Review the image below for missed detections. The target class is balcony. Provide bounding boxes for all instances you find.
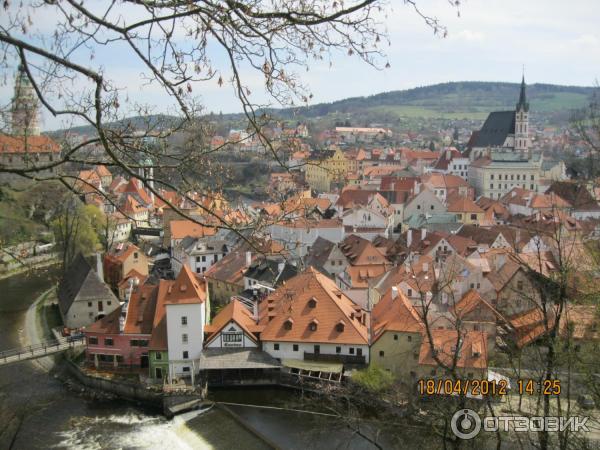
[303,352,365,365]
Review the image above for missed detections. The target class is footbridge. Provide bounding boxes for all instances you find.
[0,336,85,367]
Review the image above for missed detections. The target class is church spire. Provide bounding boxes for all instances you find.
[516,74,529,112]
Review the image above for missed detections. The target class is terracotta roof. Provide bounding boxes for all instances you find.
[170,220,216,240]
[205,299,264,345]
[124,284,158,334]
[106,243,141,263]
[339,234,390,266]
[85,308,122,334]
[422,173,470,189]
[258,267,369,345]
[372,288,423,342]
[123,178,153,205]
[447,197,484,214]
[117,269,148,290]
[418,329,488,370]
[95,165,112,177]
[451,289,502,321]
[121,195,147,215]
[0,134,60,154]
[163,265,207,305]
[204,249,255,284]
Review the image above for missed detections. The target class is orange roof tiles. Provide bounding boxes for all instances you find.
[372,288,423,342]
[447,196,484,214]
[170,220,216,240]
[0,134,61,154]
[418,329,488,370]
[258,267,369,345]
[205,299,264,345]
[163,265,207,305]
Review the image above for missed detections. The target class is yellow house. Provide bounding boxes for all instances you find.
[305,147,354,192]
[447,196,485,225]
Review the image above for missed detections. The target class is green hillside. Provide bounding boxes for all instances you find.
[283,81,594,123]
[49,81,596,135]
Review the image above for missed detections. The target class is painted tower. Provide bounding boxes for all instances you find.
[11,65,40,136]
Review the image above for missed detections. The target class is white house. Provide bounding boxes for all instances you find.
[268,218,344,258]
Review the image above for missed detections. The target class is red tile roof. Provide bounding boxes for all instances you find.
[0,134,60,154]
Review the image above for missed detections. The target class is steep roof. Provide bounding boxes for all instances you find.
[372,288,423,342]
[258,267,369,345]
[57,254,118,316]
[547,181,600,212]
[205,299,263,345]
[85,308,122,334]
[338,234,389,266]
[244,258,299,286]
[204,249,256,284]
[163,265,207,305]
[123,284,159,334]
[451,289,502,321]
[469,111,515,148]
[304,236,336,271]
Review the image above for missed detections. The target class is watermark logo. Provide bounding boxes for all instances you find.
[451,409,590,439]
[451,409,481,440]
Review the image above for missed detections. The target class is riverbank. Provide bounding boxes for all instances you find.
[0,257,59,281]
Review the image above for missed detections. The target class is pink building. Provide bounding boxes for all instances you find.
[84,284,158,370]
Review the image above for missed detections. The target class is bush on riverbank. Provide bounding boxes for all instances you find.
[351,365,394,392]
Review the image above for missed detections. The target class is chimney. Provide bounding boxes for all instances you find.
[96,252,104,281]
[407,229,413,248]
[245,251,252,267]
[495,253,506,271]
[421,228,427,241]
[391,286,399,300]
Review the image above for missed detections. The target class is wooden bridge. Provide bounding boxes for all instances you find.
[0,336,85,367]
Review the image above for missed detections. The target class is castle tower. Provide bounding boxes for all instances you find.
[11,65,40,136]
[514,75,529,155]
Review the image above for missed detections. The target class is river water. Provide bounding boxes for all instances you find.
[0,269,430,449]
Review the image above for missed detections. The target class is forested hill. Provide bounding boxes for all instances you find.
[280,81,595,122]
[50,81,595,135]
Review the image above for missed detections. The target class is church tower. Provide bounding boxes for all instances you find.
[514,75,529,155]
[11,65,40,136]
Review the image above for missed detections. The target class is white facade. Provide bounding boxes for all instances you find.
[263,341,369,363]
[166,302,205,376]
[269,223,344,258]
[205,321,258,348]
[341,207,393,239]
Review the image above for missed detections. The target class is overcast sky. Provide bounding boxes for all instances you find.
[2,0,599,130]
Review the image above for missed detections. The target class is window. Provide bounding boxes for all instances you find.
[417,205,421,210]
[104,338,114,346]
[430,205,434,210]
[274,343,280,350]
[490,174,494,180]
[107,301,112,306]
[407,289,412,297]
[357,348,363,356]
[490,184,494,189]
[293,344,299,352]
[379,350,385,357]
[336,346,341,354]
[130,339,149,347]
[314,345,320,354]
[88,302,92,307]
[155,352,162,360]
[531,175,534,180]
[431,369,436,376]
[89,337,98,345]
[308,297,317,308]
[517,280,524,290]
[133,252,138,259]
[516,174,520,180]
[182,366,190,372]
[407,335,412,342]
[223,332,242,343]
[182,334,188,344]
[470,214,477,220]
[349,347,355,354]
[183,351,189,359]
[530,184,534,190]
[196,256,201,262]
[394,334,398,341]
[181,316,188,326]
[201,255,206,262]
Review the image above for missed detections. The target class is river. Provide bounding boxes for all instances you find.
[0,269,430,449]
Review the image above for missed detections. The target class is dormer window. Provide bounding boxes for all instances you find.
[309,318,319,331]
[284,318,294,330]
[308,297,317,308]
[336,321,345,332]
